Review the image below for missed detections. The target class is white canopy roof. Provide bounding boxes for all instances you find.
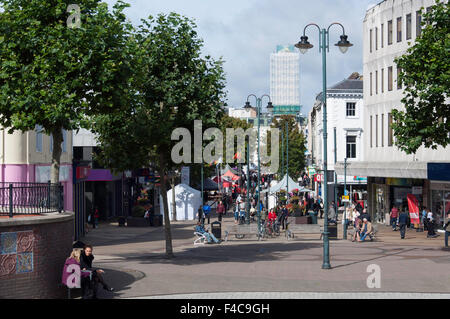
[160,183,202,221]
[265,174,299,194]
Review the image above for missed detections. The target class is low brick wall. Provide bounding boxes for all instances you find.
[0,213,74,299]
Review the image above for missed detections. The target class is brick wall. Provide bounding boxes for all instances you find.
[0,216,74,299]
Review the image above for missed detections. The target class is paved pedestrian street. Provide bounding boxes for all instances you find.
[83,214,450,299]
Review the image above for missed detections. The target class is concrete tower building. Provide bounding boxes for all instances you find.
[270,45,302,117]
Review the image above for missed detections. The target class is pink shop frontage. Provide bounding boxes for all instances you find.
[0,163,73,211]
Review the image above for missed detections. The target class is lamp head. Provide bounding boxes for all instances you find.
[295,35,313,54]
[335,34,353,54]
[244,101,252,109]
[266,101,273,109]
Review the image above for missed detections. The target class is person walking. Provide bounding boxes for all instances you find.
[328,201,337,224]
[216,201,225,222]
[280,205,289,230]
[390,205,399,231]
[398,208,409,239]
[93,207,100,229]
[427,208,438,238]
[444,213,450,247]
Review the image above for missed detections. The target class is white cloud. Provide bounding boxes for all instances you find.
[104,0,374,115]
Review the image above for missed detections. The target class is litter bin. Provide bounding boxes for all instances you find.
[328,223,338,240]
[309,211,318,224]
[211,221,221,240]
[152,214,162,227]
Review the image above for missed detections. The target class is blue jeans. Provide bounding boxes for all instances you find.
[204,232,219,243]
[391,217,397,229]
[360,232,367,241]
[234,211,239,220]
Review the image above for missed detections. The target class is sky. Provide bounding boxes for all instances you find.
[104,0,378,116]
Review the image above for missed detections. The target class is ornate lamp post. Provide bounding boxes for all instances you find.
[295,22,353,269]
[244,95,273,234]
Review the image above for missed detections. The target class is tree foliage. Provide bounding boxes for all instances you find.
[0,0,134,182]
[392,0,450,154]
[92,13,227,257]
[266,115,306,180]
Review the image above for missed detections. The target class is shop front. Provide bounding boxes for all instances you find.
[428,163,450,227]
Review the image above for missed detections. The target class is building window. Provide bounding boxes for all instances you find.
[376,114,378,147]
[375,27,378,50]
[388,113,393,146]
[375,70,378,94]
[346,102,356,117]
[388,66,393,91]
[35,125,43,153]
[370,29,373,53]
[370,72,373,96]
[62,130,67,153]
[370,116,373,148]
[381,23,384,48]
[388,20,393,45]
[397,66,402,89]
[397,17,402,42]
[381,68,384,93]
[381,114,384,147]
[416,10,422,37]
[406,13,412,40]
[346,135,357,159]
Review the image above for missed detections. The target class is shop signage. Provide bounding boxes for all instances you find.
[308,167,316,176]
[315,174,324,182]
[342,195,350,202]
[386,178,411,186]
[412,186,422,195]
[407,194,420,224]
[428,163,450,181]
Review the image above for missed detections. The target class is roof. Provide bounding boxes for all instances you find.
[315,78,363,101]
[329,78,363,90]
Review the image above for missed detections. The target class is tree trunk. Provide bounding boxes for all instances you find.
[50,128,63,184]
[159,152,174,258]
[171,177,177,221]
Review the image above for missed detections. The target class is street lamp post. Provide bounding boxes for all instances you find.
[343,157,348,239]
[246,139,251,224]
[295,22,353,269]
[244,95,273,235]
[286,121,289,202]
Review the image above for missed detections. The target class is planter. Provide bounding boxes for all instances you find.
[294,216,311,224]
[150,214,163,227]
[291,210,303,217]
[126,217,151,227]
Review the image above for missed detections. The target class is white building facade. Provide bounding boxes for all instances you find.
[309,75,365,202]
[335,0,450,224]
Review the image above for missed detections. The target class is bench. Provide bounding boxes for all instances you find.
[224,224,262,241]
[285,219,322,240]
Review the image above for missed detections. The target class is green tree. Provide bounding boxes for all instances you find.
[392,0,450,154]
[0,0,134,183]
[92,13,227,258]
[266,115,306,180]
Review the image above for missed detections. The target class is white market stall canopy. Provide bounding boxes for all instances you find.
[159,184,202,221]
[263,175,315,194]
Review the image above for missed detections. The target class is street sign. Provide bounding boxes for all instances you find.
[314,174,324,182]
[342,195,350,202]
